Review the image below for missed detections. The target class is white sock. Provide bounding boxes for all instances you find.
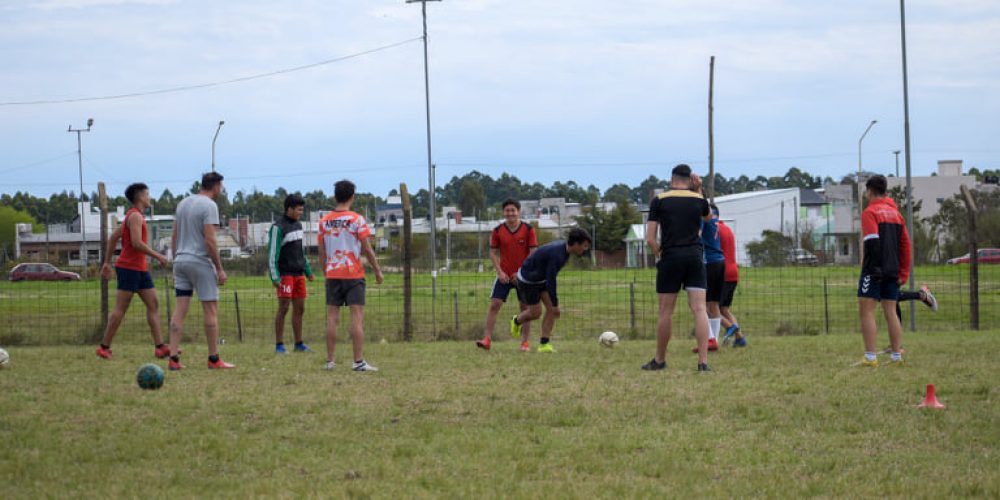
[865,352,877,361]
[890,352,902,361]
[709,317,721,340]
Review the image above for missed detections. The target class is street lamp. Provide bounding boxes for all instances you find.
[68,118,94,271]
[212,120,225,172]
[407,0,441,290]
[893,150,901,178]
[856,119,877,258]
[899,0,917,330]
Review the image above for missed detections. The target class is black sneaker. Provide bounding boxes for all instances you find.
[697,362,712,372]
[641,358,666,371]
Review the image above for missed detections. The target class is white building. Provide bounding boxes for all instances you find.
[712,188,829,266]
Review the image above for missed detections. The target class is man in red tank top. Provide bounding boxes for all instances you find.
[96,183,170,360]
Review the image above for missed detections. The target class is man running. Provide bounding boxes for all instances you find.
[96,182,170,360]
[857,175,911,367]
[510,228,592,353]
[477,198,537,352]
[167,172,234,370]
[642,164,713,372]
[268,194,316,354]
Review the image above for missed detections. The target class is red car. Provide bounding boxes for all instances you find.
[8,263,81,281]
[946,248,1000,265]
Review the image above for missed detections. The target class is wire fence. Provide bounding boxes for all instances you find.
[2,258,997,347]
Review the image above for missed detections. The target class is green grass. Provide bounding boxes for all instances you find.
[2,264,999,346]
[2,332,999,497]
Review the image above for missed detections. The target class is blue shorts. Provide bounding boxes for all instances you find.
[116,267,155,293]
[490,279,524,303]
[857,274,899,301]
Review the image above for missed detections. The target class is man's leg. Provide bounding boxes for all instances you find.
[482,298,504,340]
[202,300,220,357]
[291,298,306,345]
[707,301,721,341]
[654,293,678,364]
[519,302,532,342]
[275,298,291,345]
[858,297,879,360]
[687,290,710,365]
[100,290,135,349]
[169,296,192,358]
[539,292,560,340]
[136,288,164,346]
[881,300,903,356]
[349,305,365,363]
[515,303,543,325]
[325,305,340,363]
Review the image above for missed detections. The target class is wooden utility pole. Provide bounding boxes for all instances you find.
[960,185,979,330]
[707,55,716,203]
[401,183,413,341]
[98,183,109,330]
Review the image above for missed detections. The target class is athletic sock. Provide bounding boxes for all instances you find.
[513,317,521,326]
[294,342,304,347]
[276,342,285,347]
[100,344,110,350]
[864,352,877,362]
[208,354,220,363]
[709,318,721,340]
[170,355,180,362]
[890,352,902,361]
[540,337,550,345]
[155,343,165,348]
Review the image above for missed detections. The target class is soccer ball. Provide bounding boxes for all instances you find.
[136,363,165,390]
[0,347,9,368]
[599,331,619,348]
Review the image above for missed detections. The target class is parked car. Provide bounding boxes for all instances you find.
[8,263,81,281]
[787,248,819,265]
[946,248,1000,265]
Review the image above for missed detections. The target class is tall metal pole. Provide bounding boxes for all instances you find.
[900,0,917,331]
[407,0,440,287]
[212,120,225,172]
[856,119,877,260]
[68,118,93,272]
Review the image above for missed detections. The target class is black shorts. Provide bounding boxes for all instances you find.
[490,279,524,303]
[516,280,547,306]
[116,267,155,293]
[705,262,726,302]
[857,274,898,302]
[720,281,738,308]
[326,279,366,306]
[656,254,706,294]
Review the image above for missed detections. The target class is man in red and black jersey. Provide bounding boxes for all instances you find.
[857,175,912,367]
[476,199,538,352]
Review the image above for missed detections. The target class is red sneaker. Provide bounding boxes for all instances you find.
[168,359,185,371]
[519,341,530,352]
[476,337,491,350]
[95,345,113,360]
[154,345,170,359]
[692,339,721,353]
[208,358,236,369]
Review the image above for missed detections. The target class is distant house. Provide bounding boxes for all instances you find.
[712,188,830,266]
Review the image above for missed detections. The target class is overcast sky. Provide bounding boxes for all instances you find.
[1,0,998,200]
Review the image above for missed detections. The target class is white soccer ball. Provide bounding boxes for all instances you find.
[599,331,619,348]
[0,347,9,368]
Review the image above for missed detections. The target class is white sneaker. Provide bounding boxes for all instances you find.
[324,361,336,370]
[352,360,378,372]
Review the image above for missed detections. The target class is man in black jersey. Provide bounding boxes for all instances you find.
[642,164,713,372]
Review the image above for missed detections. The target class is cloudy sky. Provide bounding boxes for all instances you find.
[1,0,998,200]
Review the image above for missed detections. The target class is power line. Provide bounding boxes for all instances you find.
[0,151,78,175]
[0,36,423,107]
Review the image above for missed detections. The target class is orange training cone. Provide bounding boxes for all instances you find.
[917,384,945,409]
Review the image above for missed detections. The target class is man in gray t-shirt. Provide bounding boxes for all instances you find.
[167,171,234,370]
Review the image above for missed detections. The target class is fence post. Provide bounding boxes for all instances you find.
[960,185,979,330]
[823,277,830,334]
[453,290,459,335]
[234,291,244,343]
[98,183,109,331]
[629,282,636,333]
[400,183,413,341]
[163,273,171,320]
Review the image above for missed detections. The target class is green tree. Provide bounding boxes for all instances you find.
[745,230,794,267]
[458,178,485,218]
[0,206,37,258]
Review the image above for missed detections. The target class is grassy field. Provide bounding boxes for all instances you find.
[2,264,998,346]
[1,331,998,498]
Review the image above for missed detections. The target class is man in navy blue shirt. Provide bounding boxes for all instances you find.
[511,228,592,353]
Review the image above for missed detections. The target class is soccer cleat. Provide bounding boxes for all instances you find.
[859,358,879,368]
[691,338,720,353]
[95,346,113,360]
[519,341,530,352]
[324,361,336,370]
[920,285,938,312]
[641,358,666,371]
[881,345,906,355]
[510,315,522,338]
[293,343,313,353]
[352,360,378,372]
[476,337,492,351]
[154,345,170,359]
[275,343,288,354]
[733,336,747,348]
[208,358,236,369]
[722,325,739,345]
[697,362,712,372]
[537,343,555,353]
[168,359,185,371]
[886,358,905,367]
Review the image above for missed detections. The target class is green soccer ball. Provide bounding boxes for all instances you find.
[136,363,165,390]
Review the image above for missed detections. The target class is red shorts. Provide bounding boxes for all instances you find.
[276,275,308,299]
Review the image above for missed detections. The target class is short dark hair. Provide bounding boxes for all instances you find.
[866,175,888,196]
[567,228,592,247]
[710,204,719,216]
[284,193,305,212]
[501,198,520,210]
[201,172,224,191]
[671,164,692,178]
[334,180,356,204]
[125,183,148,204]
